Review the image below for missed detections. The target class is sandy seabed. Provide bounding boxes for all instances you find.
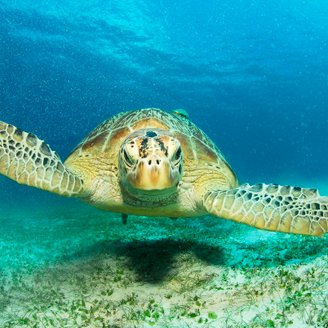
[0,201,327,328]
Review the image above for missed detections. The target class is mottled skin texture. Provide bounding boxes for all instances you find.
[0,121,83,196]
[0,108,327,236]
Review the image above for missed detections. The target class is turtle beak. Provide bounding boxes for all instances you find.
[130,157,178,190]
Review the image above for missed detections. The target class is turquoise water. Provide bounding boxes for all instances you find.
[0,1,328,327]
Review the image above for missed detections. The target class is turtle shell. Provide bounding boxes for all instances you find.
[65,108,237,189]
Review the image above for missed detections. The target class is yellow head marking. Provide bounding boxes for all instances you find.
[119,129,183,191]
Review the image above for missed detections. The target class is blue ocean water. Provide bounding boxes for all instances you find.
[1,0,328,203]
[0,1,328,229]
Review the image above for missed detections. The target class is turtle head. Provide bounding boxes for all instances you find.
[119,129,183,192]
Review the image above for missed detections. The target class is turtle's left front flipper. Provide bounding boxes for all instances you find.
[203,183,328,236]
[0,121,84,196]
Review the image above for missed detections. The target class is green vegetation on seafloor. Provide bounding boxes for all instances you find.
[0,202,327,328]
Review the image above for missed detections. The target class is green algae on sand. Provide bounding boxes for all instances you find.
[0,202,327,327]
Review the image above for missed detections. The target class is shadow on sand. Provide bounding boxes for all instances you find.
[67,239,225,283]
[63,234,327,284]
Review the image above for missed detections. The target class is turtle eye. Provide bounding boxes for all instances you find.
[123,149,134,167]
[175,147,181,159]
[174,147,182,160]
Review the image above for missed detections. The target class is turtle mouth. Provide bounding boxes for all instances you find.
[128,158,180,191]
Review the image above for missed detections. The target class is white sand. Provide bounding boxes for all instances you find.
[0,203,327,327]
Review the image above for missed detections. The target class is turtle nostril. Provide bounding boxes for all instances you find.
[148,160,152,165]
[156,159,161,165]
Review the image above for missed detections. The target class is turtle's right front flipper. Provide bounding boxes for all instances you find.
[0,121,84,196]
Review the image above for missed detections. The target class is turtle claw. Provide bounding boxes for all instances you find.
[121,213,128,225]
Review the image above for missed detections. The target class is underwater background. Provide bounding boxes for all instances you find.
[0,1,327,327]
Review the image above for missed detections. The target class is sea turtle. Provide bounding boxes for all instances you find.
[0,108,327,236]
